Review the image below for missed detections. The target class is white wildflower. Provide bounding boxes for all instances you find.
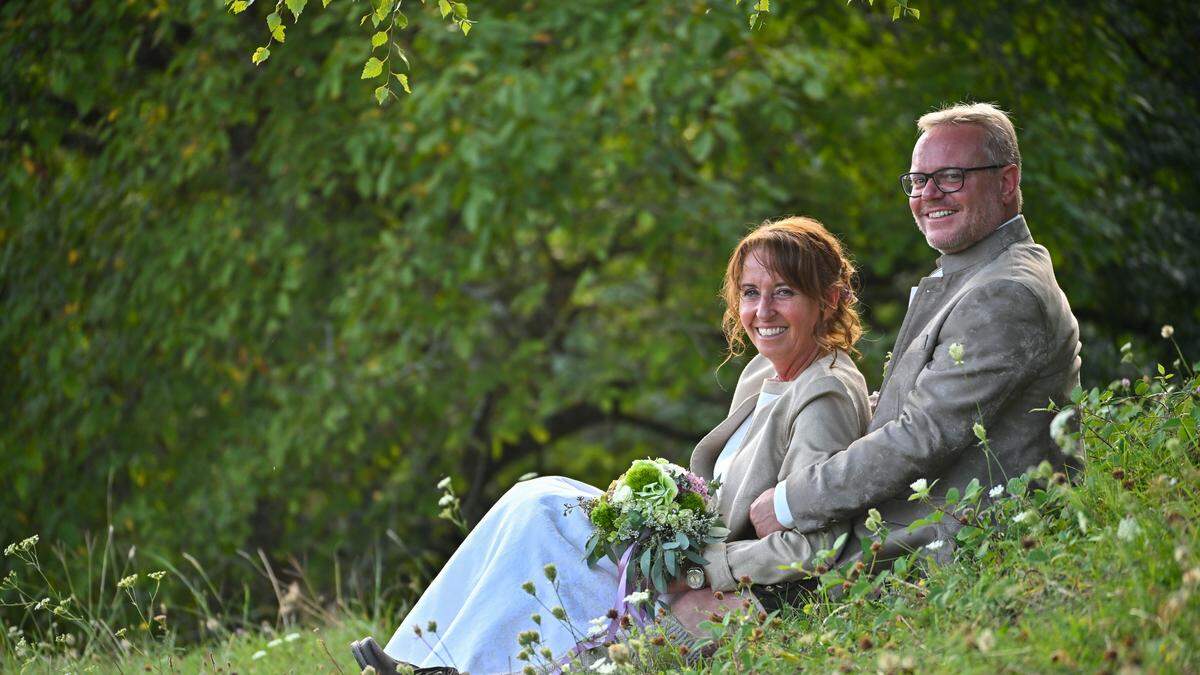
[1162,325,1175,339]
[251,650,267,660]
[948,342,964,365]
[437,494,455,507]
[973,422,988,443]
[909,478,927,493]
[1012,510,1035,524]
[925,539,945,551]
[623,590,650,605]
[586,622,607,638]
[436,477,453,490]
[1117,516,1142,542]
[285,632,300,642]
[267,638,283,648]
[116,574,138,590]
[988,484,1004,499]
[1050,408,1077,454]
[590,657,617,674]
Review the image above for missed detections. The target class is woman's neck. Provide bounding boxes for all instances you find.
[770,343,823,382]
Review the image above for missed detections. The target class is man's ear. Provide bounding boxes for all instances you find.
[1000,164,1021,202]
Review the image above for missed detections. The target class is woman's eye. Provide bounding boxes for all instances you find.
[741,288,759,298]
[774,288,795,298]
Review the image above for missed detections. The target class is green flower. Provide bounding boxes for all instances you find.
[623,459,678,505]
[590,501,617,532]
[678,491,705,513]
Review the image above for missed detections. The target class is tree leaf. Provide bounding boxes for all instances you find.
[371,31,388,48]
[285,0,307,20]
[438,0,451,18]
[395,72,411,93]
[251,46,270,65]
[271,23,286,42]
[361,56,384,79]
[266,12,282,30]
[374,84,388,106]
[460,20,471,36]
[230,0,250,13]
[394,11,408,28]
[452,2,468,19]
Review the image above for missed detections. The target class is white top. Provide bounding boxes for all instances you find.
[713,384,786,522]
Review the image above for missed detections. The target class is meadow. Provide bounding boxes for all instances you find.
[4,334,1196,673]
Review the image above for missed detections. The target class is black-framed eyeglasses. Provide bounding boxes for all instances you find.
[899,165,1004,197]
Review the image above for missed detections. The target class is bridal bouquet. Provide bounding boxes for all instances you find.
[576,458,728,595]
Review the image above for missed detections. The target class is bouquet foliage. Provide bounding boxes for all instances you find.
[576,458,728,594]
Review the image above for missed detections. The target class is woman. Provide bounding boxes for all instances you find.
[352,216,870,674]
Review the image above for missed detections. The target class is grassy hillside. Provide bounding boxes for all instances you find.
[4,343,1197,674]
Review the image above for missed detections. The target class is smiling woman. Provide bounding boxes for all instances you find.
[720,216,862,381]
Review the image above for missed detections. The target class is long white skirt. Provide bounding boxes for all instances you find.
[384,476,621,674]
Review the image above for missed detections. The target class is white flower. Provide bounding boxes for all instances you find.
[1050,408,1077,454]
[590,657,616,673]
[251,650,267,660]
[925,539,945,551]
[909,479,928,493]
[588,615,609,627]
[267,638,282,648]
[436,477,452,490]
[988,484,1004,499]
[284,632,300,642]
[1162,325,1175,339]
[948,342,964,365]
[437,494,455,507]
[623,590,650,605]
[1012,510,1035,523]
[611,484,633,504]
[1117,516,1142,542]
[973,422,988,443]
[586,622,608,638]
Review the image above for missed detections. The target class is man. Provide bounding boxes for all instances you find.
[749,102,1081,562]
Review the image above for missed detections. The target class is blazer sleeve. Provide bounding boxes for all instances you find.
[782,280,1051,533]
[702,377,864,590]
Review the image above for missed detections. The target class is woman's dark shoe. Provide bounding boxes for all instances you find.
[349,636,459,674]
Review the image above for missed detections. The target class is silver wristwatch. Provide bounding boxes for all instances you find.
[685,566,706,590]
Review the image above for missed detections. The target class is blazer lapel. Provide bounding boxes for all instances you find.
[691,393,759,479]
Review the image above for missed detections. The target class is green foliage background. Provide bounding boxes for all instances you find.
[3,0,1198,633]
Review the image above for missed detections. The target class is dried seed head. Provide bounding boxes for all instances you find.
[858,636,874,650]
[713,590,724,600]
[1022,537,1037,550]
[650,635,666,646]
[870,541,883,554]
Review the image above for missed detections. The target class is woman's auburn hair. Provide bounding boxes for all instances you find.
[721,216,862,361]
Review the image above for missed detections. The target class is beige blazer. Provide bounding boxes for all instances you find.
[781,217,1082,562]
[689,350,870,591]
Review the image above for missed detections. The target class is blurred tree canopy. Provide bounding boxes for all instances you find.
[2,0,1198,628]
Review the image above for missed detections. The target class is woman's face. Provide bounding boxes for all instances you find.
[737,251,822,372]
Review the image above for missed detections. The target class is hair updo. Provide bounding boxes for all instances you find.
[720,216,862,362]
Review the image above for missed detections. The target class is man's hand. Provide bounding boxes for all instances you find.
[868,390,880,414]
[750,487,786,538]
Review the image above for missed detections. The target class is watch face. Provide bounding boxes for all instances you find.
[686,567,705,589]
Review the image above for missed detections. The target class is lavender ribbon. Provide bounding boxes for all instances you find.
[551,544,652,672]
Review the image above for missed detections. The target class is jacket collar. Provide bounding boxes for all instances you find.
[936,214,1030,275]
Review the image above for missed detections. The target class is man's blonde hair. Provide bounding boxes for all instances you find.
[918,102,1022,210]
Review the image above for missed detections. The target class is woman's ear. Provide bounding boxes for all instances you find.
[823,287,840,319]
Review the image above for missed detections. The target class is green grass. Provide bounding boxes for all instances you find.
[5,346,1198,674]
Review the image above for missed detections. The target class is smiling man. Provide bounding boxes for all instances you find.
[748,102,1082,566]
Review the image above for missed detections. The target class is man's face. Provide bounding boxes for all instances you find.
[908,125,1010,254]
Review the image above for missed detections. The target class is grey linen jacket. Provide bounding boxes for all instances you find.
[781,216,1082,560]
[689,350,870,591]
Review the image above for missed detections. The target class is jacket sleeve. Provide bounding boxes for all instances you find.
[702,377,864,590]
[782,280,1050,533]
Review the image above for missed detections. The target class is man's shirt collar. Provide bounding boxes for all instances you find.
[934,214,1029,276]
